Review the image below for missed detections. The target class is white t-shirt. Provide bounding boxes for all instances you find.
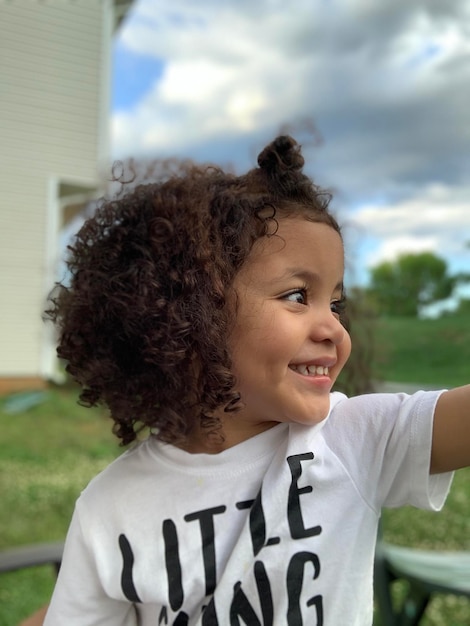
[44,391,453,626]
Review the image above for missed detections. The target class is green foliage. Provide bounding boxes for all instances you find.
[335,287,376,395]
[369,252,456,317]
[372,313,470,387]
[455,297,470,316]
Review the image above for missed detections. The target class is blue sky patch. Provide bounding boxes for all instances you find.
[406,42,442,69]
[113,42,165,111]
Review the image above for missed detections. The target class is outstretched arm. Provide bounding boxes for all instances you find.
[431,385,470,473]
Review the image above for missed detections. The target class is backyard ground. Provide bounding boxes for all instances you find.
[1,313,469,625]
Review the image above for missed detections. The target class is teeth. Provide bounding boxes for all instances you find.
[291,365,329,376]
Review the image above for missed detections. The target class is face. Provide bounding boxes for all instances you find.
[221,217,351,446]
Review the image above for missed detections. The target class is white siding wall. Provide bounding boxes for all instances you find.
[0,0,114,379]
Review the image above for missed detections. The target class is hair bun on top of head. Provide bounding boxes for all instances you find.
[257,135,305,174]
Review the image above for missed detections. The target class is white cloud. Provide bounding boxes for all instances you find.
[112,0,470,285]
[113,1,470,174]
[112,0,321,157]
[364,236,440,267]
[350,183,470,274]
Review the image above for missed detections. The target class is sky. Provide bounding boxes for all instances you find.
[111,0,470,302]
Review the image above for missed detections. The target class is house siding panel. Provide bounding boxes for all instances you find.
[0,0,115,382]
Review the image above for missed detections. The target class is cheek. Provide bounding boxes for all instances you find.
[339,330,352,365]
[230,322,287,376]
[233,304,277,344]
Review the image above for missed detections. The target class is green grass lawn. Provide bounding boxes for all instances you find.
[377,469,470,625]
[1,313,469,624]
[372,314,470,388]
[0,387,121,626]
[371,313,470,624]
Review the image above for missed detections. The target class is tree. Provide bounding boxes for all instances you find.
[368,252,456,317]
[455,298,470,316]
[334,287,376,395]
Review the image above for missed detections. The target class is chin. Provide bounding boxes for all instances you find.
[294,404,330,426]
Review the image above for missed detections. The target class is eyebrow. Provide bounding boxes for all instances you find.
[281,268,344,293]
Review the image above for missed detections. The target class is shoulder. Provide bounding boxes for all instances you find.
[314,390,448,510]
[78,437,161,507]
[328,389,442,426]
[323,389,444,458]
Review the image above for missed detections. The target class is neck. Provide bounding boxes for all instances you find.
[180,419,280,454]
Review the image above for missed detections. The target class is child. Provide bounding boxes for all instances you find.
[43,136,469,625]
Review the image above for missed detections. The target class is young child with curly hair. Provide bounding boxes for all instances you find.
[43,136,469,625]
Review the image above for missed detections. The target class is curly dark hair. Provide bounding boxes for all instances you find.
[46,135,342,446]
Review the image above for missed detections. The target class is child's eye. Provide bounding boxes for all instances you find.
[283,289,307,305]
[331,296,347,317]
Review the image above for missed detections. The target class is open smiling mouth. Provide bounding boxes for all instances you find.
[289,364,329,376]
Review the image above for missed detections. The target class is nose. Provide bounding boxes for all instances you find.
[309,306,347,346]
